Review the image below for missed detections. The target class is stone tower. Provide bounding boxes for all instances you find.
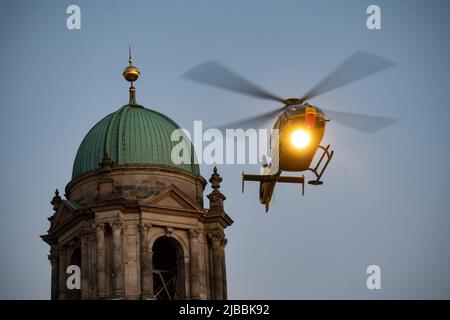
[41,56,233,300]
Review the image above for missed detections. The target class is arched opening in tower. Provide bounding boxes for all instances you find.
[152,236,185,300]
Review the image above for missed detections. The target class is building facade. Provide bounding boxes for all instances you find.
[41,57,233,300]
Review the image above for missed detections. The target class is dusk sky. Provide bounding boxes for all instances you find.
[0,0,449,299]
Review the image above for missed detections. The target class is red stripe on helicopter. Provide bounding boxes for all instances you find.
[305,106,317,128]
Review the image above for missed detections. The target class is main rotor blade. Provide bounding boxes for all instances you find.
[301,51,396,101]
[322,108,400,134]
[210,108,283,131]
[182,60,285,103]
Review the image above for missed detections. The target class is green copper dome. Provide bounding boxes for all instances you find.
[72,105,199,179]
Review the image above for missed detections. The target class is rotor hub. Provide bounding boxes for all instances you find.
[284,97,302,106]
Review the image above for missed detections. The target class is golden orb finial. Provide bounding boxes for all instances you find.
[123,46,140,105]
[123,65,140,82]
[123,46,140,83]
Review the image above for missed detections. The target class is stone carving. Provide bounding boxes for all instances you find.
[51,189,62,211]
[79,228,91,240]
[99,151,114,173]
[138,222,152,232]
[208,230,225,242]
[111,221,123,230]
[165,226,173,237]
[220,238,228,247]
[94,223,105,232]
[207,167,226,211]
[189,229,200,240]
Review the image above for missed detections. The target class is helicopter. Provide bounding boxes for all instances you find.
[182,51,398,212]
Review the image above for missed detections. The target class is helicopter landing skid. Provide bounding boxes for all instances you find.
[307,144,334,185]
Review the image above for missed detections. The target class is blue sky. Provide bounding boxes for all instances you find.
[0,0,449,299]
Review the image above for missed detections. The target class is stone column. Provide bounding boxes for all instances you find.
[189,229,204,299]
[183,255,190,299]
[48,248,59,300]
[220,238,228,300]
[89,230,97,298]
[95,223,106,299]
[210,231,224,300]
[58,246,67,300]
[139,223,153,299]
[80,229,90,300]
[111,221,124,298]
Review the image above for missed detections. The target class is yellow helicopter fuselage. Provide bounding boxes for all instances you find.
[270,104,327,173]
